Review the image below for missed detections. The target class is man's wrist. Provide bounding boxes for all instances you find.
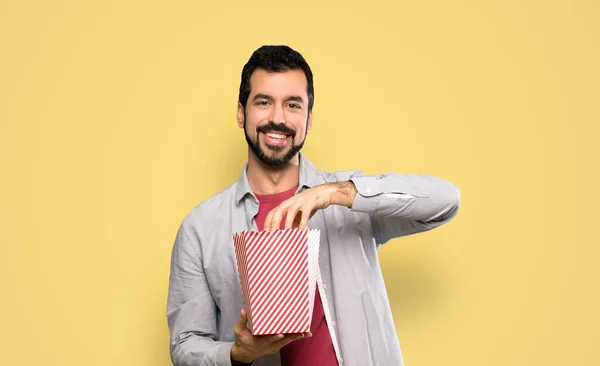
[230,344,253,365]
[329,181,357,208]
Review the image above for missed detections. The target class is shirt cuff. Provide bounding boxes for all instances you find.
[216,341,239,366]
[349,176,382,213]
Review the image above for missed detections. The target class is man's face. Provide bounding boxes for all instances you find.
[238,68,312,166]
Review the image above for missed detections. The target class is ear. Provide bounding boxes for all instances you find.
[307,111,313,132]
[237,102,245,129]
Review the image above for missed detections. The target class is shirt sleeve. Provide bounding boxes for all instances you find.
[167,222,235,366]
[349,172,461,245]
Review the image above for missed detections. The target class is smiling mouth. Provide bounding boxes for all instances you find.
[264,132,289,140]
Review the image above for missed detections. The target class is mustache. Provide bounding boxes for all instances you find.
[256,122,296,138]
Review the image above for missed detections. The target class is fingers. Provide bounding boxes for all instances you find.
[252,333,285,346]
[270,199,314,230]
[236,331,311,360]
[272,332,312,349]
[233,316,310,361]
[263,187,328,231]
[298,208,312,229]
[273,200,295,230]
[264,198,295,231]
[284,201,303,229]
[264,201,287,231]
[263,209,275,231]
[291,211,302,229]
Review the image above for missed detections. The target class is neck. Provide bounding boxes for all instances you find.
[246,150,300,195]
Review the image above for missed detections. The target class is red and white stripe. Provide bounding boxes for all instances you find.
[233,228,320,335]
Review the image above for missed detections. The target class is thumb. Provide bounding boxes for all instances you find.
[235,308,248,331]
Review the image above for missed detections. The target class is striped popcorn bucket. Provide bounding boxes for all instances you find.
[232,228,320,335]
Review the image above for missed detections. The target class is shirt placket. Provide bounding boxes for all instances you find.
[317,269,344,366]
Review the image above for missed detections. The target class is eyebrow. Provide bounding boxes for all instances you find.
[252,93,305,105]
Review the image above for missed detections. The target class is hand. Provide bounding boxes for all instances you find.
[263,181,357,231]
[230,309,312,363]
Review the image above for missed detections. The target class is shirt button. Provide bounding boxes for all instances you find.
[366,188,372,194]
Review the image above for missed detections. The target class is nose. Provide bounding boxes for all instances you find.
[270,103,286,124]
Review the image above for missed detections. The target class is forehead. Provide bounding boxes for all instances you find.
[249,69,308,98]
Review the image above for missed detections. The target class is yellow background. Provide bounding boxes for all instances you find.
[1,0,598,365]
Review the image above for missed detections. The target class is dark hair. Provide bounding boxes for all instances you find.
[238,45,314,112]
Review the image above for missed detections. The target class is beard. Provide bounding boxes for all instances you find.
[244,118,307,167]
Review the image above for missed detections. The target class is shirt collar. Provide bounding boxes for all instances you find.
[234,153,322,204]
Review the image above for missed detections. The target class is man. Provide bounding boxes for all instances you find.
[167,45,461,366]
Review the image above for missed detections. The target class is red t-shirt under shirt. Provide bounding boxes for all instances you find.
[253,185,339,366]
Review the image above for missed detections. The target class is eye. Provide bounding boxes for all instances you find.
[287,103,301,109]
[256,100,270,106]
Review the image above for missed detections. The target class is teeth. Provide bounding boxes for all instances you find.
[266,132,286,139]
